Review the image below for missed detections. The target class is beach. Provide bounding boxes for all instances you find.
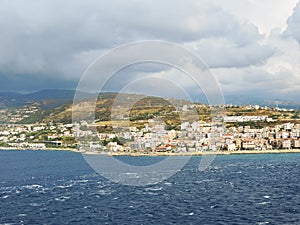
[1,147,300,156]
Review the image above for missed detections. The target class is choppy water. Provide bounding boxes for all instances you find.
[0,150,299,224]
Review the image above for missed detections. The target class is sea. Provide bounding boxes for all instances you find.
[0,150,299,225]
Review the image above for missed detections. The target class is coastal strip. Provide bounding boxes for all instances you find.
[1,147,300,156]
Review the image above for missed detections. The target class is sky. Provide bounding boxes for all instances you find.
[1,0,300,102]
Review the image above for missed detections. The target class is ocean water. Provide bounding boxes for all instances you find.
[0,150,299,224]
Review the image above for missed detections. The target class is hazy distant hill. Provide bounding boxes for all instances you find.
[225,95,300,109]
[1,89,300,110]
[25,89,77,101]
[0,89,92,109]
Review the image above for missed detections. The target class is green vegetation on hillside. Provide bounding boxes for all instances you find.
[3,93,299,130]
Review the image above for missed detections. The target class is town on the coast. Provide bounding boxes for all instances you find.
[1,102,300,154]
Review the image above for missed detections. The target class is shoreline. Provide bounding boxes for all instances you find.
[109,149,300,156]
[1,147,300,156]
[0,147,78,152]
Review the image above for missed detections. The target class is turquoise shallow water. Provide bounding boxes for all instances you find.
[0,150,299,224]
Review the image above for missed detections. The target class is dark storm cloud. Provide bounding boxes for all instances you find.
[0,2,266,71]
[0,0,297,99]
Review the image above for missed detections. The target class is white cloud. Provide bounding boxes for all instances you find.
[215,0,298,35]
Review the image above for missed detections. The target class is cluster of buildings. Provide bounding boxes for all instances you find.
[0,123,75,149]
[0,104,39,123]
[1,104,300,153]
[223,115,271,123]
[76,118,300,153]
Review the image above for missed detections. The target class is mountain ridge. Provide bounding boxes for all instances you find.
[1,89,300,109]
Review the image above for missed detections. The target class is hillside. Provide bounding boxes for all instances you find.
[20,93,186,128]
[0,90,299,130]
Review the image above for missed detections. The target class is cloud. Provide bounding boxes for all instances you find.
[215,0,298,34]
[186,38,274,68]
[0,0,263,75]
[0,0,299,102]
[103,65,210,103]
[212,47,300,101]
[286,1,300,43]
